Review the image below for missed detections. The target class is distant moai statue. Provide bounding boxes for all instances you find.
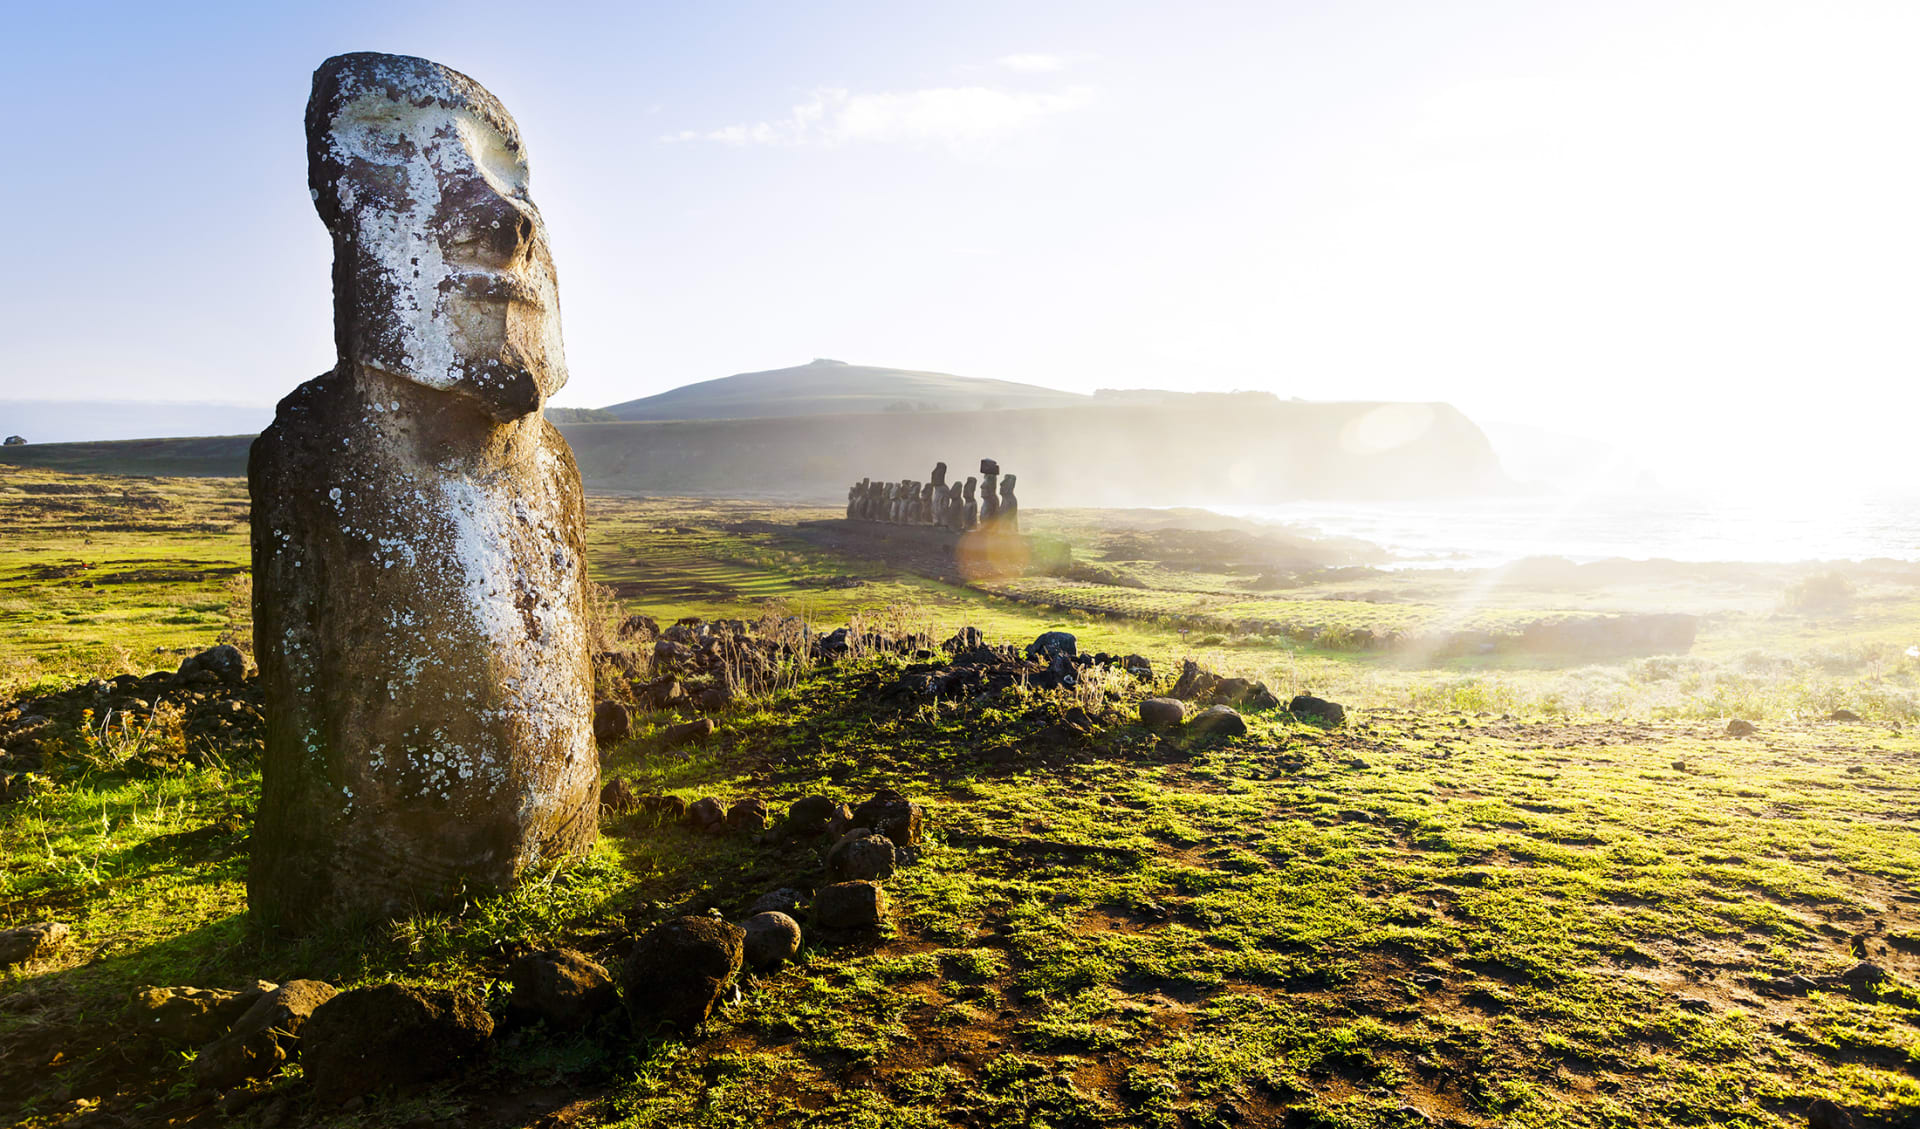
[963,476,979,530]
[927,462,947,525]
[998,473,1019,533]
[249,53,596,932]
[847,480,861,520]
[979,459,1001,530]
[946,482,966,531]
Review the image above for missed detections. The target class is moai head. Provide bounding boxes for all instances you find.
[1001,473,1017,498]
[933,461,948,487]
[308,52,565,422]
[964,477,977,501]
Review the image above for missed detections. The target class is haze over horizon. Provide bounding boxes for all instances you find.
[5,1,1916,495]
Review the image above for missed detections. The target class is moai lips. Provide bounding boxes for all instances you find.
[249,53,597,932]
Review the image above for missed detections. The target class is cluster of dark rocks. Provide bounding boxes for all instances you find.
[596,787,925,1031]
[0,644,262,794]
[885,628,1152,701]
[846,458,1020,533]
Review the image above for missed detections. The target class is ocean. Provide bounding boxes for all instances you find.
[1224,493,1920,569]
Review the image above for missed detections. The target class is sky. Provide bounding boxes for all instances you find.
[3,0,1916,493]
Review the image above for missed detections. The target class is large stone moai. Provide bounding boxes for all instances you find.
[248,53,597,932]
[847,479,864,520]
[998,473,1019,533]
[963,477,979,530]
[979,459,1001,530]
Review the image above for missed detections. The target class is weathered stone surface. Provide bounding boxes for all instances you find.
[1139,698,1187,727]
[599,777,639,814]
[0,921,69,966]
[1188,704,1249,738]
[621,916,745,1032]
[248,53,596,932]
[828,831,898,881]
[192,980,337,1090]
[814,881,889,929]
[508,948,618,1031]
[726,797,768,833]
[687,797,725,832]
[1288,694,1346,725]
[1025,631,1077,663]
[998,473,1019,532]
[786,795,840,836]
[128,982,276,1046]
[850,788,923,845]
[303,984,493,1103]
[743,912,803,971]
[1726,718,1758,737]
[748,888,806,917]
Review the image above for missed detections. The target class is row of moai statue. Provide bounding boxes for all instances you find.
[847,458,1019,533]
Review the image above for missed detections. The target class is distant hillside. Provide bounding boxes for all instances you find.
[603,359,1088,421]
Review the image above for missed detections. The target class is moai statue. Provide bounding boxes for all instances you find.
[946,482,966,532]
[249,53,595,931]
[999,473,1019,533]
[979,458,1001,530]
[928,462,948,525]
[847,480,860,520]
[963,476,979,530]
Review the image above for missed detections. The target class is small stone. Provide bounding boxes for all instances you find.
[748,888,805,917]
[0,921,69,966]
[1139,698,1186,727]
[1188,704,1249,738]
[642,793,688,821]
[592,700,630,747]
[663,717,715,747]
[1809,1099,1855,1129]
[1288,694,1346,725]
[127,981,276,1045]
[508,948,618,1032]
[192,979,337,1090]
[786,795,840,836]
[1829,709,1862,722]
[621,916,745,1032]
[828,832,898,881]
[174,644,246,686]
[850,788,923,845]
[302,984,493,1104]
[1025,631,1077,663]
[1841,961,1887,987]
[599,777,640,815]
[726,798,769,833]
[687,797,725,832]
[742,912,803,971]
[813,881,889,930]
[1726,718,1758,737]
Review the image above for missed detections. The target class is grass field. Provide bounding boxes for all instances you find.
[4,464,1920,1127]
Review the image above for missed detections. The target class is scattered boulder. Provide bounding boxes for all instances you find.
[508,948,618,1032]
[600,777,640,815]
[593,700,631,747]
[621,916,745,1032]
[663,717,715,747]
[1829,709,1863,722]
[174,644,246,686]
[828,831,898,881]
[696,686,734,713]
[128,981,275,1045]
[748,888,806,917]
[0,921,69,966]
[617,614,659,641]
[687,797,726,833]
[1188,705,1249,739]
[1289,694,1346,726]
[1841,961,1888,988]
[192,979,337,1090]
[1139,698,1186,727]
[1216,677,1282,711]
[813,881,889,930]
[302,984,492,1104]
[742,912,803,971]
[786,795,841,837]
[642,793,688,822]
[850,788,923,845]
[1726,718,1758,737]
[1809,1099,1855,1129]
[1025,631,1078,664]
[1122,654,1152,680]
[727,797,769,833]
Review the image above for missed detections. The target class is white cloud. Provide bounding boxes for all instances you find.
[999,53,1066,73]
[665,84,1093,151]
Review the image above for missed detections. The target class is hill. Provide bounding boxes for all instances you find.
[602,358,1088,420]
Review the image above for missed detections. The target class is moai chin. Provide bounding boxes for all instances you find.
[248,53,597,932]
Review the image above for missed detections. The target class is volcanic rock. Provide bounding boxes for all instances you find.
[302,984,493,1103]
[621,916,745,1032]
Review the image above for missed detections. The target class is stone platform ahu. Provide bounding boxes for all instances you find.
[248,53,597,931]
[847,458,1020,533]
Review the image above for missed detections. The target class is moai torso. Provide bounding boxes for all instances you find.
[249,53,595,932]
